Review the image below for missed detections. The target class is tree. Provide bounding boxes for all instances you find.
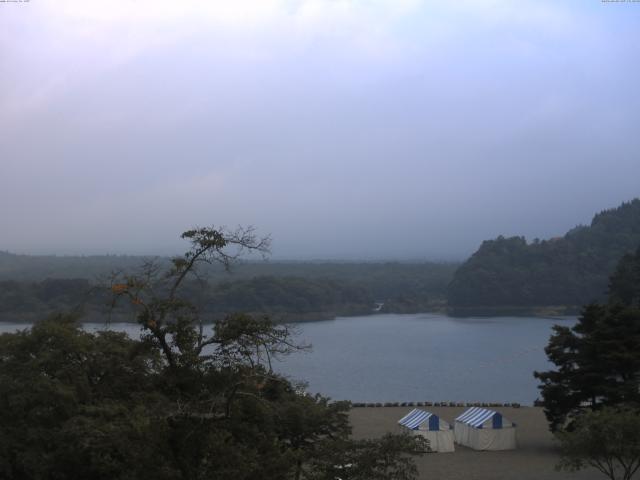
[534,303,640,430]
[448,199,640,310]
[609,246,640,308]
[556,406,640,480]
[107,225,273,370]
[306,433,428,480]
[0,226,426,480]
[0,314,169,480]
[534,247,640,431]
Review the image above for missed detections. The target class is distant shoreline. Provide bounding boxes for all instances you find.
[0,307,580,325]
[446,305,581,318]
[0,306,580,325]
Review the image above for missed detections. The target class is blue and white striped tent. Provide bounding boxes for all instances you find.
[398,409,454,452]
[454,407,516,450]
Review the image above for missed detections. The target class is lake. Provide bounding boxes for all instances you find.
[0,313,573,405]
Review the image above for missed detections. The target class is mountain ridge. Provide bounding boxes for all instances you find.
[447,198,640,312]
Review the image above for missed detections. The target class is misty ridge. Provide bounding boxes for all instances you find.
[2,198,639,323]
[0,253,458,323]
[3,2,640,262]
[448,198,640,314]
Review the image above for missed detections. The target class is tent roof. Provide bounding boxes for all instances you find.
[455,407,503,428]
[398,409,437,430]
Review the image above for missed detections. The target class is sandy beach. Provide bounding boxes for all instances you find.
[349,406,603,480]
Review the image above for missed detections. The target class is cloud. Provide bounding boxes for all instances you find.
[0,0,579,118]
[1,0,422,120]
[1,0,638,258]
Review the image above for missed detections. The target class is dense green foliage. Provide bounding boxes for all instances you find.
[0,315,423,480]
[208,276,374,319]
[448,199,640,310]
[0,279,91,321]
[556,406,640,480]
[0,257,456,322]
[0,227,425,480]
[534,246,640,431]
[0,251,145,281]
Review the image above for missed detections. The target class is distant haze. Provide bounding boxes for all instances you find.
[1,1,639,260]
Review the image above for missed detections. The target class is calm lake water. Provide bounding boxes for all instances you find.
[0,313,574,405]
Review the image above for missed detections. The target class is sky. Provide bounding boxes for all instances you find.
[1,0,639,260]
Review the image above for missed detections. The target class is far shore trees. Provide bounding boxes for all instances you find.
[448,199,640,311]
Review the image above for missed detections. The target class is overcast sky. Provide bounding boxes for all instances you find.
[1,0,639,260]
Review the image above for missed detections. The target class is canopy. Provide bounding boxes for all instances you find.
[455,407,512,429]
[398,408,442,431]
[454,407,516,451]
[397,409,454,453]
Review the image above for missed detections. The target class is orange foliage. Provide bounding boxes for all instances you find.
[111,283,128,294]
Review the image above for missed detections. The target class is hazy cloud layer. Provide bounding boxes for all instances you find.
[1,0,639,259]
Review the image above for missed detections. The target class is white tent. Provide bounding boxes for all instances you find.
[398,408,455,453]
[454,407,517,451]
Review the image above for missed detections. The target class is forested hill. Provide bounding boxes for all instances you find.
[447,199,640,313]
[0,255,457,322]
